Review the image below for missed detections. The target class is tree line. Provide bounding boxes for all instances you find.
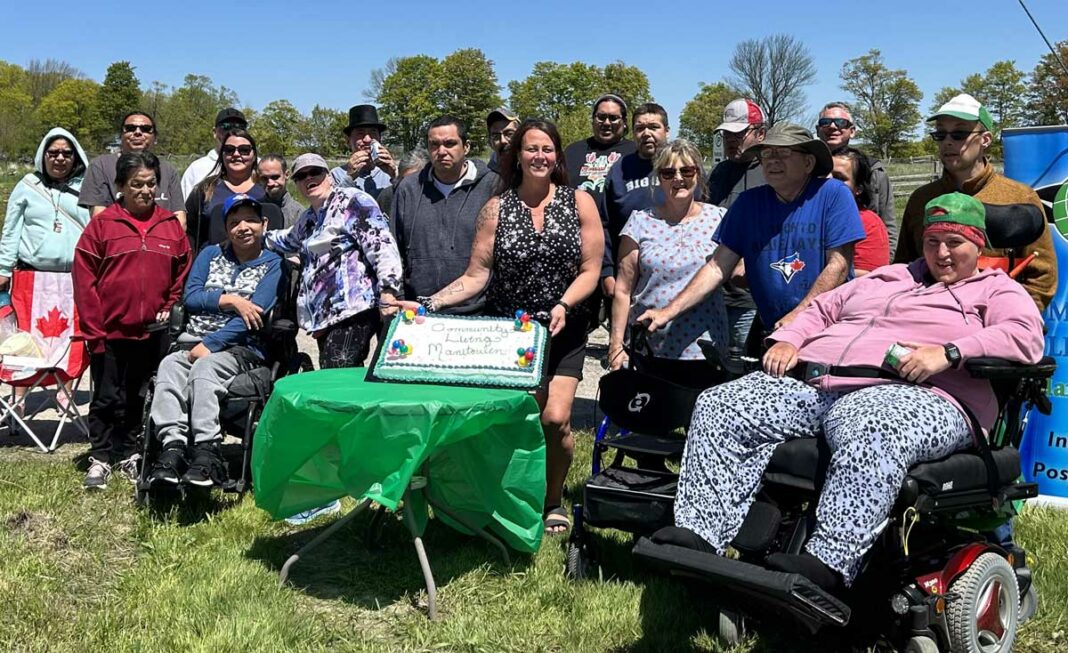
[1,37,1066,162]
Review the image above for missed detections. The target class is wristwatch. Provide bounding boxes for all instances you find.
[943,343,962,368]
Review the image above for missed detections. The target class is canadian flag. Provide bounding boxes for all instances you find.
[0,270,88,384]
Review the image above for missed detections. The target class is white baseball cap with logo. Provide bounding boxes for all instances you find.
[716,99,767,133]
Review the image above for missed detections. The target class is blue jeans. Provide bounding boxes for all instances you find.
[727,306,757,356]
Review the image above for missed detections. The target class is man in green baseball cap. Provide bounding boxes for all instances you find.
[895,94,1056,310]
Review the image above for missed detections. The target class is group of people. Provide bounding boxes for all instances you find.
[0,87,1055,565]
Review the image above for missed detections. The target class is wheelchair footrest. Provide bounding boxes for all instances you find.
[583,467,677,533]
[633,538,851,633]
[602,432,685,458]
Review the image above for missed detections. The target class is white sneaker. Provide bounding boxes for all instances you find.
[83,458,112,490]
[284,500,342,525]
[116,454,142,483]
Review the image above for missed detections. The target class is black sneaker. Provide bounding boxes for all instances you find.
[182,443,226,487]
[149,443,188,485]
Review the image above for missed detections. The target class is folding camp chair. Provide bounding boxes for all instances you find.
[0,269,90,452]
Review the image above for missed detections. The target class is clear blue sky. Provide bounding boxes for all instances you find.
[2,0,1066,129]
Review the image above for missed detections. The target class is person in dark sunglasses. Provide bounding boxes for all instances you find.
[894,93,1056,312]
[185,129,267,251]
[79,111,186,225]
[816,102,897,252]
[181,108,248,200]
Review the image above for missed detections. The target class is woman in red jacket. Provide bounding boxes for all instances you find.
[73,151,192,490]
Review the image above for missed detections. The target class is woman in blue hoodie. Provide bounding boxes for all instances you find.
[0,127,91,408]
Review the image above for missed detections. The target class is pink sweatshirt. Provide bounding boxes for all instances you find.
[770,260,1045,433]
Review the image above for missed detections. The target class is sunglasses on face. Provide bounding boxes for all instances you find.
[123,124,155,134]
[595,113,623,124]
[45,149,74,159]
[219,121,246,131]
[817,117,853,130]
[929,130,984,142]
[293,168,325,182]
[657,166,698,181]
[222,144,254,156]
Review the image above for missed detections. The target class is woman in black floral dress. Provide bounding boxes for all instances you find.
[413,119,604,535]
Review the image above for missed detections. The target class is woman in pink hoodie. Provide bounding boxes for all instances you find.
[660,192,1044,592]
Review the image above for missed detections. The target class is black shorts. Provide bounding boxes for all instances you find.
[547,317,587,380]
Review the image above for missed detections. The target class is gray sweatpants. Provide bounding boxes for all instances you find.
[150,349,245,446]
[675,372,971,583]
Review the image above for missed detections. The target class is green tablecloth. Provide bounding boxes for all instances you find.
[252,369,546,552]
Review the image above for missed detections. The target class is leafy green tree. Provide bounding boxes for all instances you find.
[436,48,501,150]
[34,78,104,145]
[679,82,736,157]
[602,61,653,113]
[251,99,305,156]
[1026,41,1068,125]
[301,105,348,156]
[153,74,239,154]
[0,86,34,157]
[840,49,923,159]
[25,59,83,104]
[727,34,815,125]
[95,61,142,147]
[376,55,442,151]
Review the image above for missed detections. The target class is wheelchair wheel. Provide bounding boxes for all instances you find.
[716,608,747,647]
[946,553,1018,653]
[564,540,593,581]
[905,635,939,653]
[1018,582,1038,624]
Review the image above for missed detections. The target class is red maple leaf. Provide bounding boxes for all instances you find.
[36,307,70,338]
[790,259,806,272]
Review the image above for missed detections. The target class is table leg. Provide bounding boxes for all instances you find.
[426,497,511,566]
[402,498,438,621]
[279,498,372,587]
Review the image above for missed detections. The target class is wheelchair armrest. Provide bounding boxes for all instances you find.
[697,339,760,377]
[168,305,186,339]
[262,317,297,343]
[964,356,1056,380]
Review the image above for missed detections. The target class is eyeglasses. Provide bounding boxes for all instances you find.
[123,124,155,134]
[758,147,805,161]
[292,168,326,182]
[222,144,254,156]
[594,113,624,124]
[929,130,985,142]
[817,117,853,130]
[657,166,698,181]
[45,149,74,159]
[219,121,246,131]
[490,129,517,141]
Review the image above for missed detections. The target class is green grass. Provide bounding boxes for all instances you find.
[2,433,1067,652]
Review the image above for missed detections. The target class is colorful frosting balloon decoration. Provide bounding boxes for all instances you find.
[390,338,412,358]
[513,310,533,332]
[516,346,536,368]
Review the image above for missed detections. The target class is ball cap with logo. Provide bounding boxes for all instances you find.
[927,93,995,132]
[223,193,264,219]
[716,99,767,133]
[923,192,988,249]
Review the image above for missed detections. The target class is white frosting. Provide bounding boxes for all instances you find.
[375,314,546,387]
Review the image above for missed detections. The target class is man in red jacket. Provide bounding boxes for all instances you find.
[73,151,191,490]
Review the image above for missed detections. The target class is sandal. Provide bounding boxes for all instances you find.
[543,506,571,536]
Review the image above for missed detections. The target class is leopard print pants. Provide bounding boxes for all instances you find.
[674,371,971,583]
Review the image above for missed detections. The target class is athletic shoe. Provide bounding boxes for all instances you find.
[83,458,112,490]
[116,453,142,483]
[284,500,342,526]
[182,443,226,487]
[149,444,188,485]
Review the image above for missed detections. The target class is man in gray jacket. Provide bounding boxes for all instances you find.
[816,101,897,251]
[390,115,499,313]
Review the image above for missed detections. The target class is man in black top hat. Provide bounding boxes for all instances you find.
[181,107,248,200]
[329,104,395,200]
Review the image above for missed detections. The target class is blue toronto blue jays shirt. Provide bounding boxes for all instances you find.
[713,177,864,326]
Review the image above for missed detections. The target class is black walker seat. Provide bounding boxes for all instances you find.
[632,354,1054,645]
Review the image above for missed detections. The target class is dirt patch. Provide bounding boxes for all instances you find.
[4,510,69,550]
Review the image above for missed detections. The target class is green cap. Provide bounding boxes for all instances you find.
[927,93,995,132]
[924,192,989,245]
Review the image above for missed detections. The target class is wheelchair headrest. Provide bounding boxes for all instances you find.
[983,203,1046,249]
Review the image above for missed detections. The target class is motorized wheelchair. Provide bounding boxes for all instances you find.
[133,264,312,506]
[565,328,735,580]
[632,203,1055,652]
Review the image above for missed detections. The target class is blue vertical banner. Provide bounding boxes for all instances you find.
[1004,126,1068,505]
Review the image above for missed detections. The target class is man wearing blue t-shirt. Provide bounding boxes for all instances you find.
[639,124,864,338]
